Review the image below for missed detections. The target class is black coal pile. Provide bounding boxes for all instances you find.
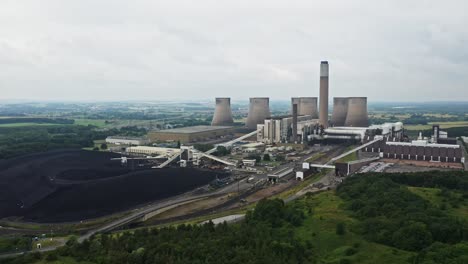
[0,150,221,222]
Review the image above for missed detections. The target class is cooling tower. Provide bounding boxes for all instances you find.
[246,97,270,129]
[331,97,349,126]
[211,98,234,126]
[291,97,318,118]
[344,97,369,127]
[319,61,329,127]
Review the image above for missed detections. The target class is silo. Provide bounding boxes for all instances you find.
[331,97,349,126]
[319,61,329,127]
[246,97,270,129]
[211,98,234,126]
[344,97,369,127]
[291,97,318,118]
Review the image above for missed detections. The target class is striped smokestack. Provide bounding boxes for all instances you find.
[319,61,329,128]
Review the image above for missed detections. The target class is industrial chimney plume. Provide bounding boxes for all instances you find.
[211,98,234,126]
[319,61,329,128]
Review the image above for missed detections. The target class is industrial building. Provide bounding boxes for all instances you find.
[105,136,150,146]
[381,140,463,163]
[126,146,181,157]
[148,125,234,143]
[267,167,293,182]
[257,115,318,144]
[291,97,318,118]
[310,122,404,143]
[211,97,234,126]
[363,125,465,164]
[246,97,270,129]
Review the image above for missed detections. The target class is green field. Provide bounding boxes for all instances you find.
[405,121,468,130]
[72,119,108,127]
[0,123,62,127]
[0,118,156,129]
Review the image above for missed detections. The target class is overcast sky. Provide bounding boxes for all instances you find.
[1,0,467,102]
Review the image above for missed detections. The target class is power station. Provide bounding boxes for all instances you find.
[206,62,370,134]
[211,98,234,126]
[203,61,461,166]
[246,97,270,129]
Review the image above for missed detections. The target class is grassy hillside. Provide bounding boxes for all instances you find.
[294,192,414,263]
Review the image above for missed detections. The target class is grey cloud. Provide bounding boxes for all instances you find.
[0,0,467,101]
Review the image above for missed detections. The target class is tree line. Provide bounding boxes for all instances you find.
[0,125,147,159]
[3,199,312,264]
[337,171,468,262]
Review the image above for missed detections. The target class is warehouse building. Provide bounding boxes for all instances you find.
[362,125,465,164]
[309,122,404,143]
[106,136,150,146]
[148,125,234,143]
[126,146,181,157]
[381,140,464,163]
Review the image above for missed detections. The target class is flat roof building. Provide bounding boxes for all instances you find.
[106,136,149,146]
[148,125,234,143]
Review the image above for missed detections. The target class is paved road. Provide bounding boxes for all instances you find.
[0,242,65,259]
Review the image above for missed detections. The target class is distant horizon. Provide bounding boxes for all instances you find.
[2,98,468,104]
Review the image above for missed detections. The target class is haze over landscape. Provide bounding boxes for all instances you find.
[1,0,467,101]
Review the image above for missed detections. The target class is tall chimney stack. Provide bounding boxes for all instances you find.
[319,61,329,128]
[292,103,298,143]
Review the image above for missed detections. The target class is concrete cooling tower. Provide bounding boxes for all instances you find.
[331,97,349,126]
[246,97,270,129]
[344,97,369,127]
[319,61,329,128]
[291,97,318,118]
[211,98,234,126]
